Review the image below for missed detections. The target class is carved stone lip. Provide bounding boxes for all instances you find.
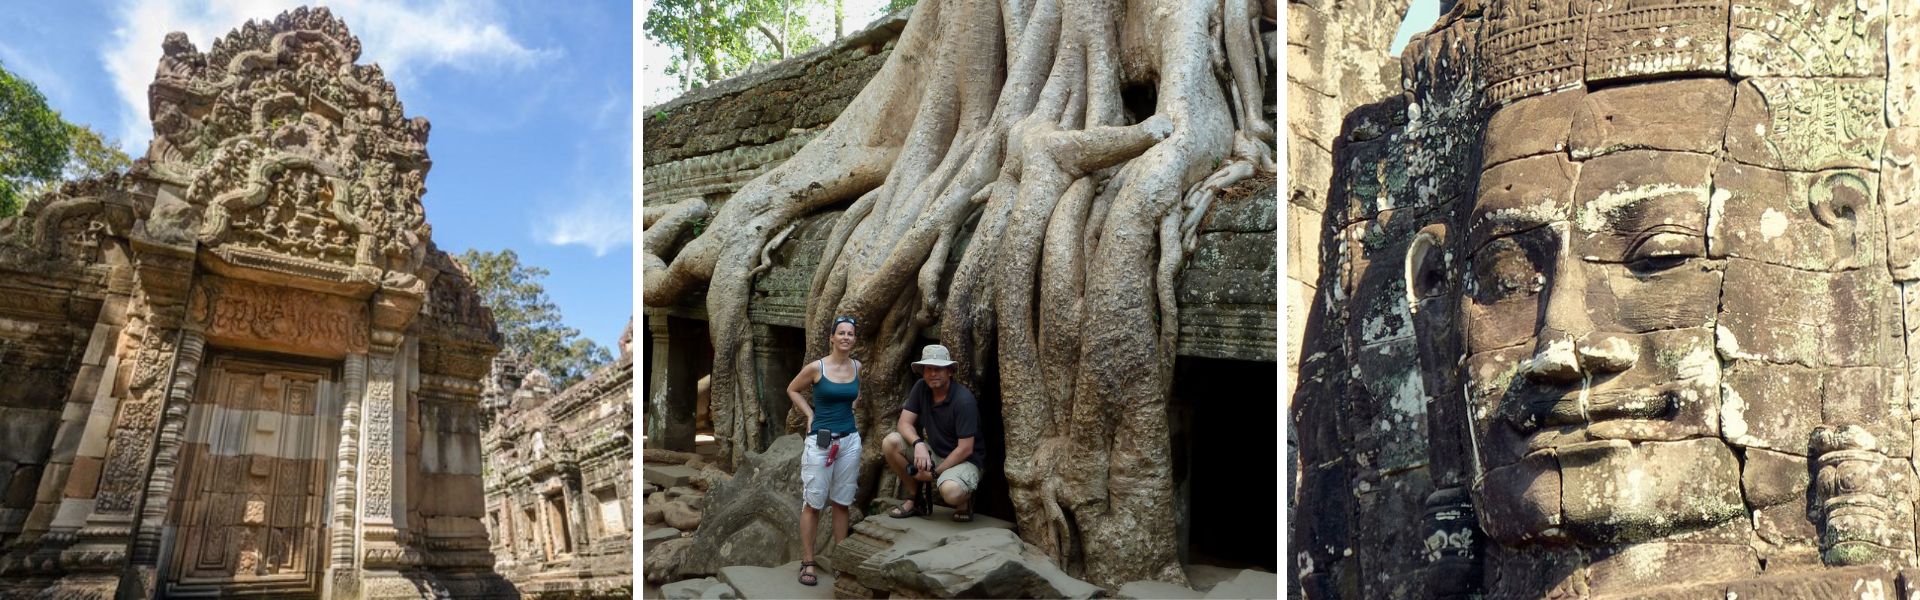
[1504,385,1676,433]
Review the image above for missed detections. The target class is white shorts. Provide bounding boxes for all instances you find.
[800,431,861,509]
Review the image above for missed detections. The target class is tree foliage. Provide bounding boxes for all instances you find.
[0,63,70,218]
[456,249,613,388]
[0,62,132,219]
[644,0,827,91]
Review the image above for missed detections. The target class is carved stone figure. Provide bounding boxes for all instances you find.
[1291,0,1920,595]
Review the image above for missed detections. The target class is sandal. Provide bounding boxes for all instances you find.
[952,497,974,523]
[798,561,818,586]
[887,497,919,519]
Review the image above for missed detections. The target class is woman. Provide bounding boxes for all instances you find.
[786,315,861,587]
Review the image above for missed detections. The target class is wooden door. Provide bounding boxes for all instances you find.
[167,355,334,596]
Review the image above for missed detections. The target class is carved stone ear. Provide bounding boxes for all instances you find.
[1810,171,1871,270]
[1406,224,1452,311]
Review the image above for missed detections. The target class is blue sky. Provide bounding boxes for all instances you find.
[1,1,634,351]
[1392,0,1441,55]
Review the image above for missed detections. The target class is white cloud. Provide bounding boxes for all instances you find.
[537,94,632,257]
[102,0,557,153]
[538,190,632,257]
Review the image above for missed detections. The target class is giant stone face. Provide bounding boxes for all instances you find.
[1428,76,1910,571]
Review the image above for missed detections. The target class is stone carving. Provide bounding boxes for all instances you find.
[1731,0,1886,77]
[1584,0,1727,83]
[189,276,371,356]
[0,7,508,598]
[1811,424,1893,565]
[1291,0,1920,594]
[362,355,396,521]
[481,332,633,596]
[146,6,432,285]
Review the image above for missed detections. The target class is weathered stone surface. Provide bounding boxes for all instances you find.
[483,338,635,594]
[1710,162,1880,272]
[0,7,515,598]
[1118,580,1203,599]
[1720,361,1823,453]
[673,435,820,578]
[646,464,700,489]
[872,529,1102,599]
[660,577,736,600]
[664,500,703,531]
[1570,79,1732,159]
[1742,447,1810,508]
[718,562,837,600]
[1199,569,1278,600]
[1558,439,1744,544]
[1483,88,1581,167]
[1584,0,1728,83]
[645,526,683,552]
[1731,0,1886,78]
[648,538,698,585]
[1476,453,1560,546]
[1726,78,1885,172]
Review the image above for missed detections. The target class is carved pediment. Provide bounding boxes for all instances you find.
[146,6,431,287]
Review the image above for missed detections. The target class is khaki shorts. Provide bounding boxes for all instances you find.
[929,452,980,493]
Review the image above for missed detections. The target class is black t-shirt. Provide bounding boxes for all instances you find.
[903,379,985,468]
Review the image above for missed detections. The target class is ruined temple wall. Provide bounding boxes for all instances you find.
[481,350,635,598]
[642,13,909,207]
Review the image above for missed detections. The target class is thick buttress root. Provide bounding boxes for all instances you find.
[642,0,1272,587]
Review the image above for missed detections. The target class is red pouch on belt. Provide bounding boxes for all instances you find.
[826,442,840,467]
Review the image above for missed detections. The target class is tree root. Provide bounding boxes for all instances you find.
[643,0,1271,587]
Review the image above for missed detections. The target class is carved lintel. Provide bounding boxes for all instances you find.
[188,276,371,358]
[1812,424,1893,566]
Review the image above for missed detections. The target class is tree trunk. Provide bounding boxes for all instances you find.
[642,0,1272,587]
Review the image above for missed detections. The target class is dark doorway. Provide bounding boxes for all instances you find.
[662,315,713,452]
[1173,355,1278,572]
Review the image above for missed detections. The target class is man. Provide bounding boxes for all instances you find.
[880,344,983,522]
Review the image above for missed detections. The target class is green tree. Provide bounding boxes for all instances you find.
[0,63,71,218]
[456,249,613,388]
[644,0,826,92]
[881,0,919,15]
[0,62,132,219]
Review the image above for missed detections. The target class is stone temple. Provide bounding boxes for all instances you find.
[480,325,636,597]
[1290,0,1920,596]
[0,8,511,598]
[641,10,1279,599]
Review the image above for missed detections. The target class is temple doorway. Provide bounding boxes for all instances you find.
[161,352,342,597]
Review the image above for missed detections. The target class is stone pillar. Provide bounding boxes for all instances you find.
[751,324,801,451]
[357,285,426,597]
[644,315,677,450]
[49,235,195,598]
[563,470,588,553]
[645,315,697,451]
[329,352,367,598]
